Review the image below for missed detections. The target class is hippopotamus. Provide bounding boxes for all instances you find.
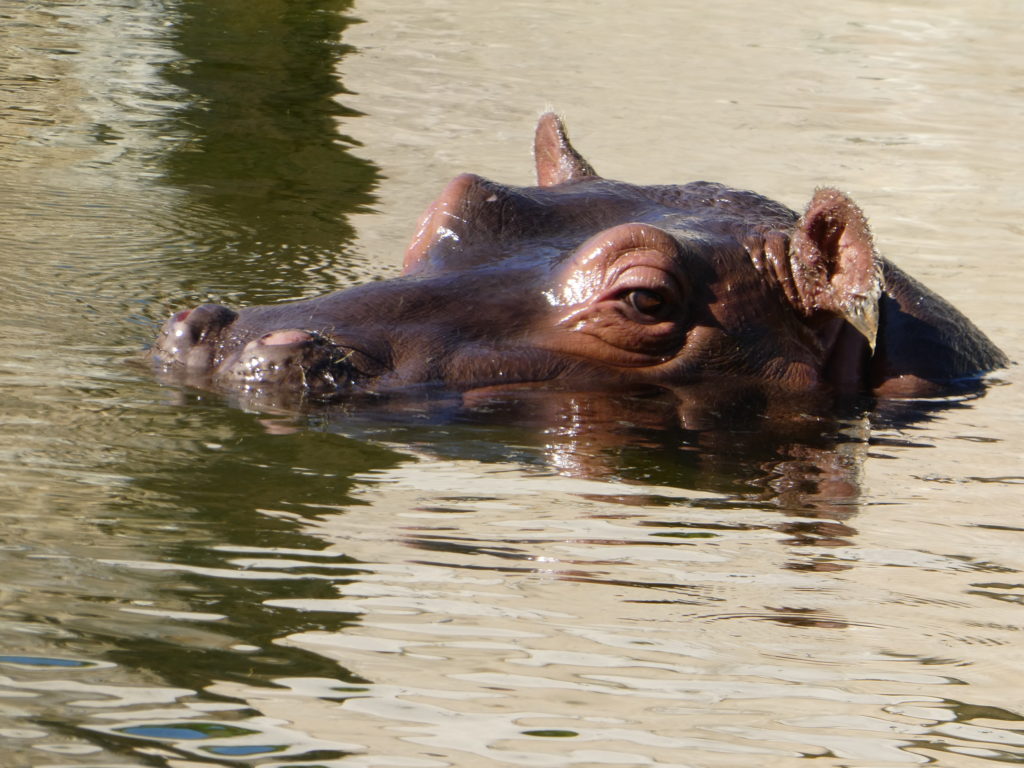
[152,113,1006,405]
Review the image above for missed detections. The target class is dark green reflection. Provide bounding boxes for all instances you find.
[98,405,406,692]
[161,0,376,290]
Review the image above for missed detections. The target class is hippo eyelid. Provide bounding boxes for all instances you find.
[604,256,687,308]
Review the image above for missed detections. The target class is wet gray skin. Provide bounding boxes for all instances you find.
[152,114,1007,405]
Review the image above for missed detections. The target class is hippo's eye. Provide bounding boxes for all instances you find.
[625,288,667,318]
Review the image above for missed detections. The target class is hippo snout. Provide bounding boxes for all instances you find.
[153,301,387,401]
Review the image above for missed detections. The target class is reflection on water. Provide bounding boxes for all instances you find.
[161,0,378,301]
[0,0,1021,765]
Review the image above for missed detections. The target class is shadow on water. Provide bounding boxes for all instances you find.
[218,380,990,525]
[319,384,996,561]
[159,0,378,301]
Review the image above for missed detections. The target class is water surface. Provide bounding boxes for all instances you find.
[0,0,1021,765]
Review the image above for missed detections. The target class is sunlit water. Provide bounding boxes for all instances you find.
[1,0,1021,765]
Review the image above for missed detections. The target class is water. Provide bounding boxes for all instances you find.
[1,0,1022,765]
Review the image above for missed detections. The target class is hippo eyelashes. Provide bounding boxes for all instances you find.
[152,113,1005,403]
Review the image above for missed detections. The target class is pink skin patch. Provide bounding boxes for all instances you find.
[258,330,315,347]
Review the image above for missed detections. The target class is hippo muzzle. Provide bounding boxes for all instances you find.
[155,304,377,399]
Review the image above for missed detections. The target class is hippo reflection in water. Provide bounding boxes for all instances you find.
[153,114,1006,406]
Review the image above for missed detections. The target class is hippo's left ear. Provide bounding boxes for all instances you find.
[788,188,883,350]
[534,112,599,186]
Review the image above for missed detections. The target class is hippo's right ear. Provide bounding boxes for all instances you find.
[534,113,599,186]
[787,188,884,350]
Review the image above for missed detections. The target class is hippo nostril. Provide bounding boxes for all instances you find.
[185,304,239,335]
[169,303,238,346]
[215,329,372,400]
[155,303,239,369]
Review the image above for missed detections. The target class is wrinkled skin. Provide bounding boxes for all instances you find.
[152,114,1007,405]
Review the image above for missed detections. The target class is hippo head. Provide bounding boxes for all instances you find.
[153,113,893,405]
